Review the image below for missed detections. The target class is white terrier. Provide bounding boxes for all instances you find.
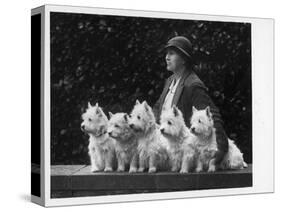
[108,112,138,173]
[81,102,116,172]
[129,100,169,173]
[190,106,218,172]
[190,106,247,172]
[160,105,197,173]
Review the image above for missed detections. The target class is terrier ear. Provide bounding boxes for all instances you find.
[136,99,140,105]
[108,112,113,119]
[88,102,92,108]
[124,114,129,122]
[172,105,179,117]
[206,106,212,118]
[192,106,197,114]
[96,107,101,115]
[143,101,149,112]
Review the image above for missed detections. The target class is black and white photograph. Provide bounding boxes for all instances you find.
[30,4,274,207]
[50,10,252,198]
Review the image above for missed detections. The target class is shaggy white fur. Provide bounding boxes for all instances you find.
[81,102,116,172]
[108,112,138,173]
[129,100,169,173]
[160,105,197,173]
[190,106,217,172]
[190,106,247,172]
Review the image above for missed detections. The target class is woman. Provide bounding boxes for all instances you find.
[153,36,229,167]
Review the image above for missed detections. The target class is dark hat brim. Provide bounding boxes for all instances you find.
[164,44,192,59]
[164,45,194,65]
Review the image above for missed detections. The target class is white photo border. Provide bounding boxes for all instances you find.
[42,4,274,207]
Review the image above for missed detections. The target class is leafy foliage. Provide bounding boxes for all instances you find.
[50,12,252,164]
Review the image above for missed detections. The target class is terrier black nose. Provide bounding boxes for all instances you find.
[160,128,165,133]
[108,132,112,136]
[81,125,85,131]
[129,124,134,129]
[190,127,195,133]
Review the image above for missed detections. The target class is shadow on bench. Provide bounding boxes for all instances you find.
[50,164,252,198]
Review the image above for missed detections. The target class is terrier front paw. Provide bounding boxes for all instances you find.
[195,167,203,173]
[104,167,113,172]
[171,167,179,172]
[137,167,145,172]
[117,167,125,172]
[207,165,216,172]
[148,167,156,173]
[180,169,189,174]
[91,167,100,172]
[129,167,137,173]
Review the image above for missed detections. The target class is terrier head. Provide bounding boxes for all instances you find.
[108,112,133,141]
[190,106,214,138]
[128,100,156,135]
[160,105,187,139]
[81,102,108,137]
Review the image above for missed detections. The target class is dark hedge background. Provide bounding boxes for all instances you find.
[50,12,252,165]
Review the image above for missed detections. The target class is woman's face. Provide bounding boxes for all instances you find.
[165,48,186,73]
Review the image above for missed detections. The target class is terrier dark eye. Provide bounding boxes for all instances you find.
[137,116,141,120]
[198,119,201,123]
[115,124,119,128]
[88,118,92,122]
[168,121,172,125]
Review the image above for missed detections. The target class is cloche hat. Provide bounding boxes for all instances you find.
[165,36,193,60]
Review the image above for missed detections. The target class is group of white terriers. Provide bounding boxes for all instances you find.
[81,100,247,173]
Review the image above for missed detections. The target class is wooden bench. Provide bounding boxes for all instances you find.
[51,165,252,198]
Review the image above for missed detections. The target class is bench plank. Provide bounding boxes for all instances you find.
[51,165,86,176]
[51,165,86,191]
[51,165,252,198]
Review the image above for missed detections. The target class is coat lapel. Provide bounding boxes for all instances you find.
[159,75,175,112]
[172,71,192,106]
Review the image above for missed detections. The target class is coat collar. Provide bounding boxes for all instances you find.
[172,70,193,106]
[159,75,173,109]
[159,70,193,113]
